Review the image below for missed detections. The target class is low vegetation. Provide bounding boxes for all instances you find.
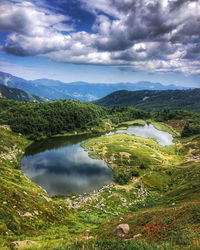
[0,99,200,249]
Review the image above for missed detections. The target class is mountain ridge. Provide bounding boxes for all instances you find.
[94,88,200,112]
[0,71,193,101]
[0,84,50,102]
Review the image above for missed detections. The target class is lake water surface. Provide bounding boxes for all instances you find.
[107,124,174,146]
[21,124,173,196]
[21,134,113,196]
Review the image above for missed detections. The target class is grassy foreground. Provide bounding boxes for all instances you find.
[0,118,200,249]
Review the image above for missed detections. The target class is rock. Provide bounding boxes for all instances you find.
[0,125,11,131]
[23,212,33,217]
[66,198,73,209]
[39,194,52,202]
[85,229,90,235]
[34,210,39,215]
[113,224,130,235]
[133,233,142,238]
[12,240,37,248]
[82,236,93,241]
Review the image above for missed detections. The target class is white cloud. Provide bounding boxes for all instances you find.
[0,0,200,76]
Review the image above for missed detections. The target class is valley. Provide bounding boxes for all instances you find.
[1,0,200,248]
[0,105,200,249]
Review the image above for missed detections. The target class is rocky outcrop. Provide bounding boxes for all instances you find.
[113,224,130,235]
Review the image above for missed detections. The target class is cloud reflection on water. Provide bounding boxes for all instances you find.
[116,124,174,146]
[21,141,113,196]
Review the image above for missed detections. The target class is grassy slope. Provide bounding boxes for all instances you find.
[0,128,95,248]
[82,121,200,248]
[0,118,200,249]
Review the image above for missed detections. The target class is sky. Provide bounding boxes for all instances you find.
[0,0,200,87]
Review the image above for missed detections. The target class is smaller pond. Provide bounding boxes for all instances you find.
[107,124,174,146]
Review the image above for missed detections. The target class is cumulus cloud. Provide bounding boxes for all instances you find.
[0,1,73,55]
[0,0,200,75]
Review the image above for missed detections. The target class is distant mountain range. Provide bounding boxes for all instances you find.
[0,84,50,102]
[94,89,200,112]
[0,72,192,102]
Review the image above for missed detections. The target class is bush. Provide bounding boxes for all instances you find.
[131,170,140,177]
[114,173,131,185]
[140,163,148,169]
[181,123,200,137]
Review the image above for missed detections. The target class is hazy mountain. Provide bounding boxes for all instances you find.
[0,84,50,102]
[94,89,200,112]
[0,71,192,101]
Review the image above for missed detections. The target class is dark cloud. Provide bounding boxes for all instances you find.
[168,0,198,9]
[183,44,200,60]
[93,1,176,52]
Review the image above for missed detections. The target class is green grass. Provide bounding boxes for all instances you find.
[1,119,200,249]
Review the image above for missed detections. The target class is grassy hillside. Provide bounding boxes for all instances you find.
[0,84,50,102]
[94,89,200,112]
[82,120,200,248]
[0,107,200,249]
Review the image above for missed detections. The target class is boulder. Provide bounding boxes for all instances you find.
[113,224,130,235]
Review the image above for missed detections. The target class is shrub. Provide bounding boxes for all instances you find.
[131,170,140,177]
[114,172,131,185]
[140,163,148,169]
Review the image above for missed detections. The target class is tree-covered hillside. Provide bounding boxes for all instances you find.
[0,99,148,140]
[0,84,50,102]
[94,89,200,112]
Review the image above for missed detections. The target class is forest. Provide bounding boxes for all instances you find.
[0,99,199,140]
[0,99,149,140]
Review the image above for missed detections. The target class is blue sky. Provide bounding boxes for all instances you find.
[0,0,200,87]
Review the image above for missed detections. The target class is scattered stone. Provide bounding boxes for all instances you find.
[34,210,39,215]
[133,233,142,238]
[0,125,11,131]
[23,212,33,217]
[113,224,130,235]
[85,229,90,235]
[82,236,93,241]
[38,193,52,202]
[66,198,73,209]
[42,195,52,202]
[12,240,38,248]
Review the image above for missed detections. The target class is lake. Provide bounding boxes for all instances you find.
[21,134,113,196]
[21,124,174,196]
[107,123,174,146]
